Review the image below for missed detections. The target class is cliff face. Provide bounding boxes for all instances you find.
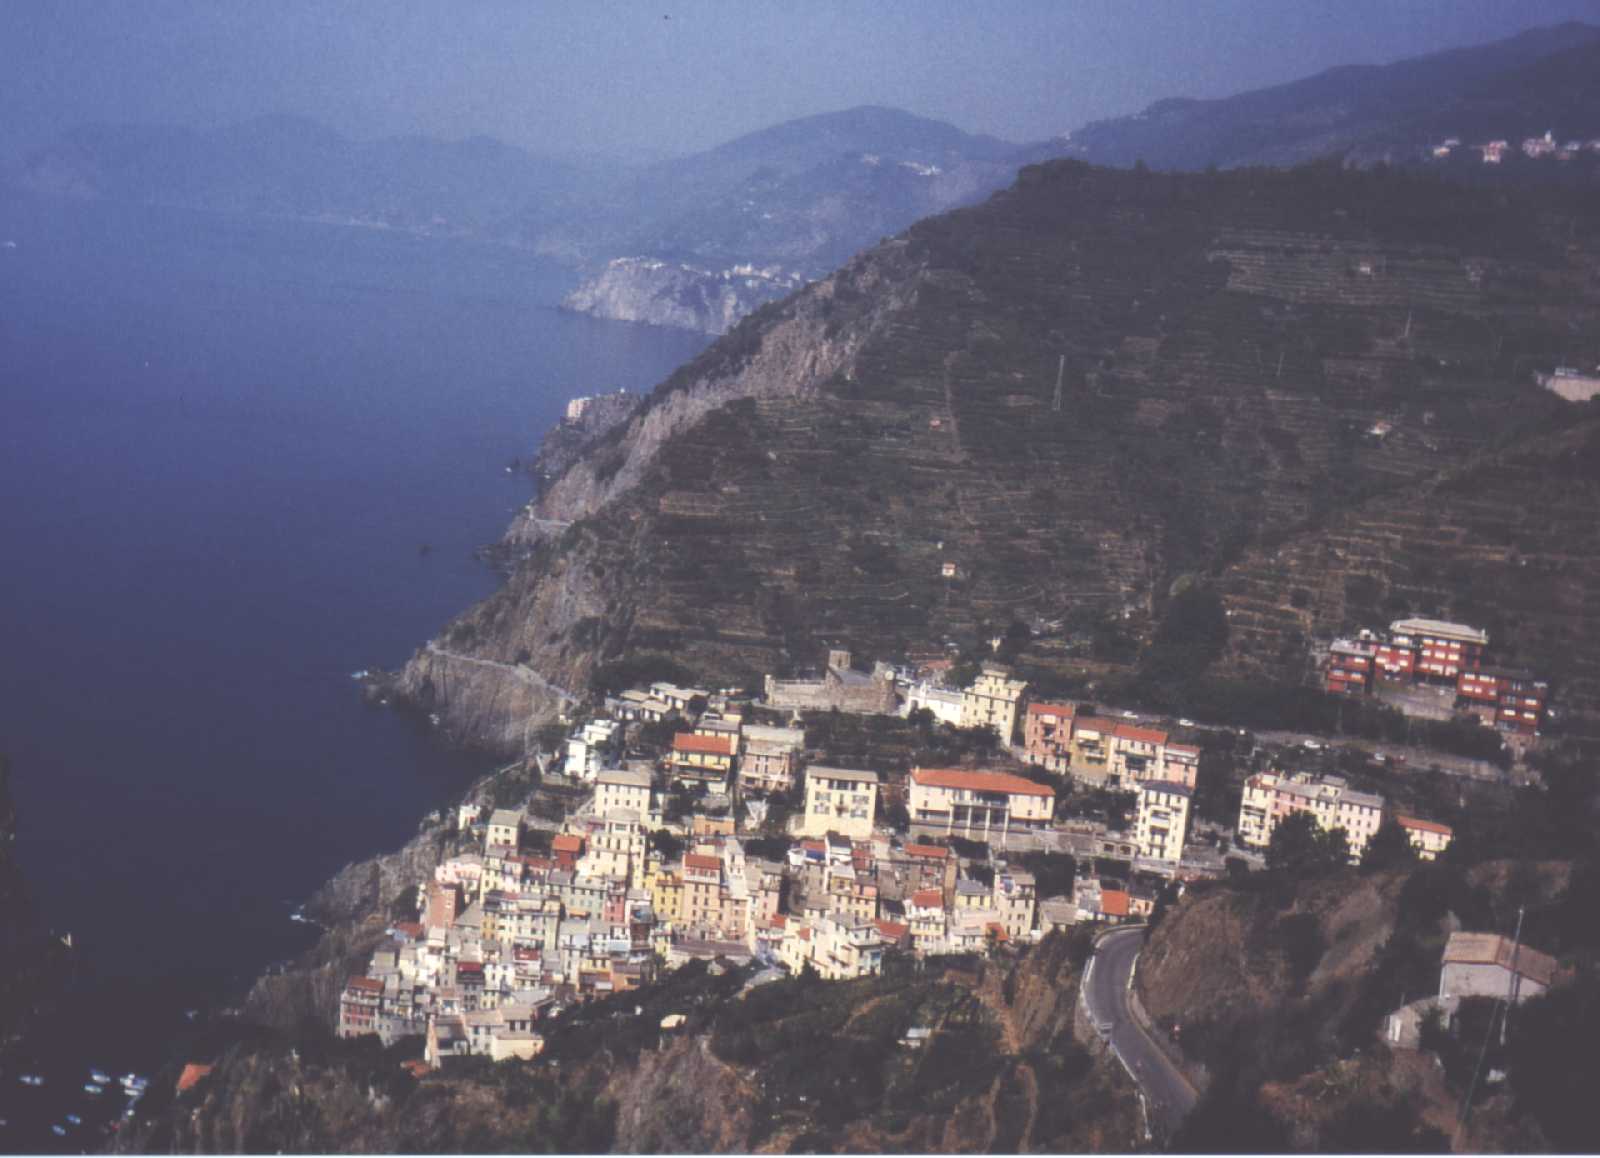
[244,816,457,1033]
[401,160,1600,755]
[562,257,803,335]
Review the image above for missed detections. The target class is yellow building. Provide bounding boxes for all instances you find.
[960,664,1029,743]
[670,732,735,790]
[799,766,879,839]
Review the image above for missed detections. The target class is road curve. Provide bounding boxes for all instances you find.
[1082,925,1197,1141]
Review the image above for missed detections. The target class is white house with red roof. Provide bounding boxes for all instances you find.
[908,767,1055,837]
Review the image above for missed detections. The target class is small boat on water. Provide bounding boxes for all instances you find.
[65,1114,82,1126]
[18,1074,44,1087]
[90,1068,112,1084]
[52,1125,67,1137]
[121,1074,149,1092]
[85,1082,105,1094]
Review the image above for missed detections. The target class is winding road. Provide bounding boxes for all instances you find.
[1081,926,1198,1141]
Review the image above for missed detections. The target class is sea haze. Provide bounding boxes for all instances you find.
[0,192,707,1072]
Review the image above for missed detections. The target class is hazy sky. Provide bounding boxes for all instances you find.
[5,0,1599,164]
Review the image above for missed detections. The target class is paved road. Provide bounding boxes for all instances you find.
[1082,926,1197,1141]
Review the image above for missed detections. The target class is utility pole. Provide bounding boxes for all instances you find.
[1053,353,1066,412]
[1501,904,1525,1047]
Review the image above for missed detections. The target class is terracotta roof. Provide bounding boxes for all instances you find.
[1396,815,1453,836]
[1100,890,1130,918]
[910,888,945,909]
[1113,723,1169,745]
[346,975,385,992]
[392,921,423,939]
[905,843,950,859]
[673,732,735,756]
[401,1059,432,1079]
[1443,932,1557,987]
[552,834,584,853]
[912,767,1054,797]
[176,1063,213,1093]
[1073,716,1119,734]
[684,853,721,873]
[875,919,910,942]
[1026,700,1078,718]
[1167,743,1200,757]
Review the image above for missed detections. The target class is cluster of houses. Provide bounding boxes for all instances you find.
[1236,769,1453,863]
[336,640,1481,1062]
[1432,131,1600,164]
[334,658,1216,1058]
[1324,617,1549,735]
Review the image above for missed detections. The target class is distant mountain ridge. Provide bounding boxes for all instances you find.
[1061,21,1600,170]
[12,22,1600,334]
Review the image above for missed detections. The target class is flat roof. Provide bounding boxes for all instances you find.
[807,765,879,785]
[1389,618,1488,645]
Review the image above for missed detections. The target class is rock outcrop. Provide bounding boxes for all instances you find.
[562,257,803,335]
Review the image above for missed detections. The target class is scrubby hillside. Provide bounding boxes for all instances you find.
[1139,855,1599,1151]
[118,937,1141,1154]
[398,158,1600,753]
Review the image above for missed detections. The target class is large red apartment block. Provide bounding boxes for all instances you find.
[1457,667,1549,735]
[1325,617,1547,734]
[1326,639,1377,695]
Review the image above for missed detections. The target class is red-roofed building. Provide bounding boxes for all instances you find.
[1396,815,1454,861]
[1100,889,1130,922]
[670,731,735,789]
[875,919,911,949]
[552,833,585,870]
[908,767,1055,836]
[176,1063,213,1094]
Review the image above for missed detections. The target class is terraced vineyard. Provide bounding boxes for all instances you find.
[404,160,1600,751]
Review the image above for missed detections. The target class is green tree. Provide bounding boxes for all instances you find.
[1361,819,1418,872]
[1266,812,1349,876]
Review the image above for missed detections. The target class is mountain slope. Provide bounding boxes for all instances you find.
[397,158,1600,753]
[13,114,610,241]
[1061,22,1600,170]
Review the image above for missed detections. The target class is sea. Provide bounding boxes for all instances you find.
[0,191,708,1150]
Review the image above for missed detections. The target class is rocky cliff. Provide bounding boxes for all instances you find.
[243,814,459,1033]
[399,159,1600,755]
[562,257,803,335]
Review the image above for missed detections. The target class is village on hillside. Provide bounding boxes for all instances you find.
[336,645,1490,1067]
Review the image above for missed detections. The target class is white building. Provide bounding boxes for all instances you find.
[904,680,966,727]
[566,719,621,783]
[1135,781,1192,865]
[594,767,654,820]
[908,767,1054,837]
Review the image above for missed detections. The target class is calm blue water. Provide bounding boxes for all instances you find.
[0,193,707,1148]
